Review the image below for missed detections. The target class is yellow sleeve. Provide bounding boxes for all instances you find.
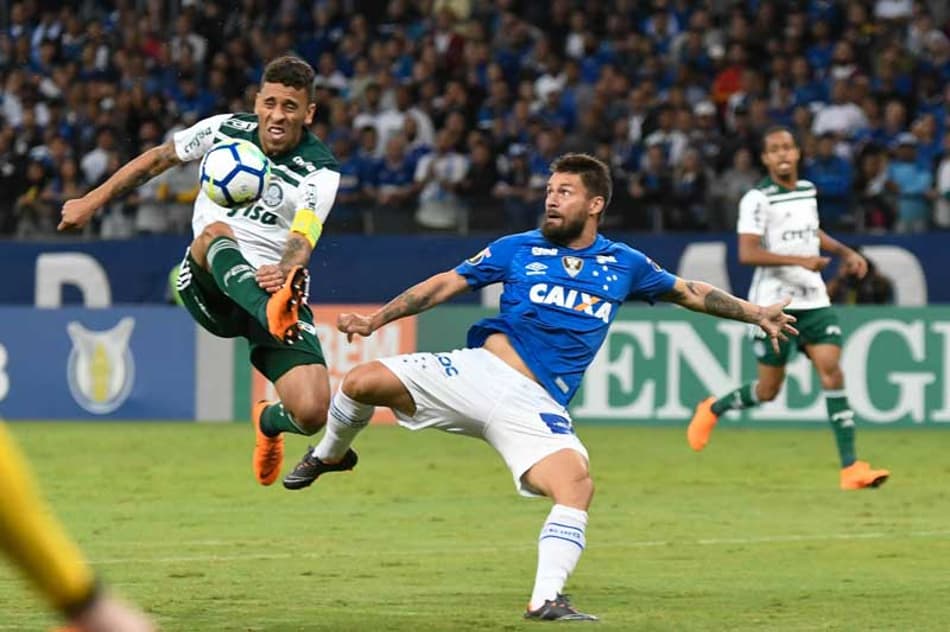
[290,208,323,247]
[0,424,97,614]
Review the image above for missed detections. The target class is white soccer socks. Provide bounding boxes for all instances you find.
[312,388,373,462]
[529,504,588,610]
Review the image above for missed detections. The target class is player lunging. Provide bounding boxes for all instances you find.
[687,126,889,490]
[58,56,341,485]
[281,154,797,620]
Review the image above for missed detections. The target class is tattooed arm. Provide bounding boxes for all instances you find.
[660,277,799,351]
[58,142,182,231]
[337,271,471,341]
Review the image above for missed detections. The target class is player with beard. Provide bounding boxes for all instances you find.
[281,153,797,621]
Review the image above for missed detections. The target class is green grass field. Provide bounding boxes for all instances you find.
[1,422,948,631]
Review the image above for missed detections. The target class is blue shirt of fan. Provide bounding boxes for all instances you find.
[454,230,676,406]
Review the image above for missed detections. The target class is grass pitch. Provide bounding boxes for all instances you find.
[1,422,947,631]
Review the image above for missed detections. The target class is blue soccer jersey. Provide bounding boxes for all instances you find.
[454,230,677,406]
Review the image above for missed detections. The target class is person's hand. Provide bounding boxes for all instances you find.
[337,312,375,342]
[67,593,157,632]
[756,297,799,353]
[802,256,831,272]
[256,264,285,293]
[841,250,868,279]
[58,196,98,231]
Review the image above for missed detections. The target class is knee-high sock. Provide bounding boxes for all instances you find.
[711,381,760,416]
[259,402,311,437]
[312,388,373,462]
[0,423,97,614]
[529,504,588,610]
[825,389,856,467]
[206,236,269,329]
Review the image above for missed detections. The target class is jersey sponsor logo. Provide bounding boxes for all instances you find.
[562,256,583,277]
[596,255,617,264]
[529,283,613,322]
[532,246,558,256]
[262,182,283,207]
[66,317,136,414]
[302,182,319,210]
[782,227,819,241]
[223,118,257,131]
[525,262,548,276]
[466,247,491,265]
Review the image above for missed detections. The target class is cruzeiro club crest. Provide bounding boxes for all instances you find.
[66,317,136,414]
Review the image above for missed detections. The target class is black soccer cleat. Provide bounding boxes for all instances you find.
[524,594,599,622]
[282,447,358,490]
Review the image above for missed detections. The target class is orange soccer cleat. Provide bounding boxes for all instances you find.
[687,396,719,451]
[252,400,284,486]
[840,460,890,490]
[265,265,308,343]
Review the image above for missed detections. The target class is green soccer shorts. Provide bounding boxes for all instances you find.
[750,306,842,367]
[176,251,326,382]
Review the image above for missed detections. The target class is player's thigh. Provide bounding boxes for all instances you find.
[375,348,501,436]
[176,250,247,338]
[803,343,842,377]
[481,370,590,498]
[273,362,330,418]
[749,329,794,368]
[796,307,843,348]
[248,304,326,383]
[342,361,416,415]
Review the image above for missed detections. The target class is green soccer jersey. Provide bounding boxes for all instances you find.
[172,113,340,268]
[736,176,830,310]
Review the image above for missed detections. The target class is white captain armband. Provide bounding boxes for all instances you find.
[290,208,323,247]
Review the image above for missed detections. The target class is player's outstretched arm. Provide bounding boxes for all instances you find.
[58,142,182,231]
[818,230,868,278]
[338,270,471,341]
[660,277,798,352]
[738,233,830,272]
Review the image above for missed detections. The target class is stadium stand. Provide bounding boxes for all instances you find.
[0,0,948,237]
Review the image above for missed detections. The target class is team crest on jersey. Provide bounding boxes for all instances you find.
[66,318,136,414]
[562,256,583,277]
[467,247,491,265]
[262,181,283,207]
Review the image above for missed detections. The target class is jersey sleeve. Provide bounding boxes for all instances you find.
[171,114,231,162]
[736,189,767,235]
[296,167,341,222]
[453,234,520,289]
[625,249,677,303]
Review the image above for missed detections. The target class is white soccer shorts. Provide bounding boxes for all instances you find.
[378,347,589,497]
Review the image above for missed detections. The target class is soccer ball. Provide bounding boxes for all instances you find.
[199,140,271,207]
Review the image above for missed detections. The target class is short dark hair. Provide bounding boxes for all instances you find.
[762,125,798,146]
[550,153,613,209]
[262,55,316,102]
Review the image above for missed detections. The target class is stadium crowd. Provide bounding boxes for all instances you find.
[0,0,948,237]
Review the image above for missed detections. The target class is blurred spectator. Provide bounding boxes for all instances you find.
[936,131,950,229]
[459,138,502,231]
[886,133,934,233]
[629,141,672,232]
[670,148,709,230]
[494,144,537,232]
[369,134,416,233]
[330,133,370,234]
[712,146,761,230]
[827,248,895,304]
[854,144,896,232]
[812,79,869,139]
[414,129,469,232]
[804,132,855,228]
[14,159,51,237]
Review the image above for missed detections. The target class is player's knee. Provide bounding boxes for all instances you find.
[285,398,327,435]
[201,221,234,240]
[818,366,844,390]
[557,473,594,508]
[340,364,378,402]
